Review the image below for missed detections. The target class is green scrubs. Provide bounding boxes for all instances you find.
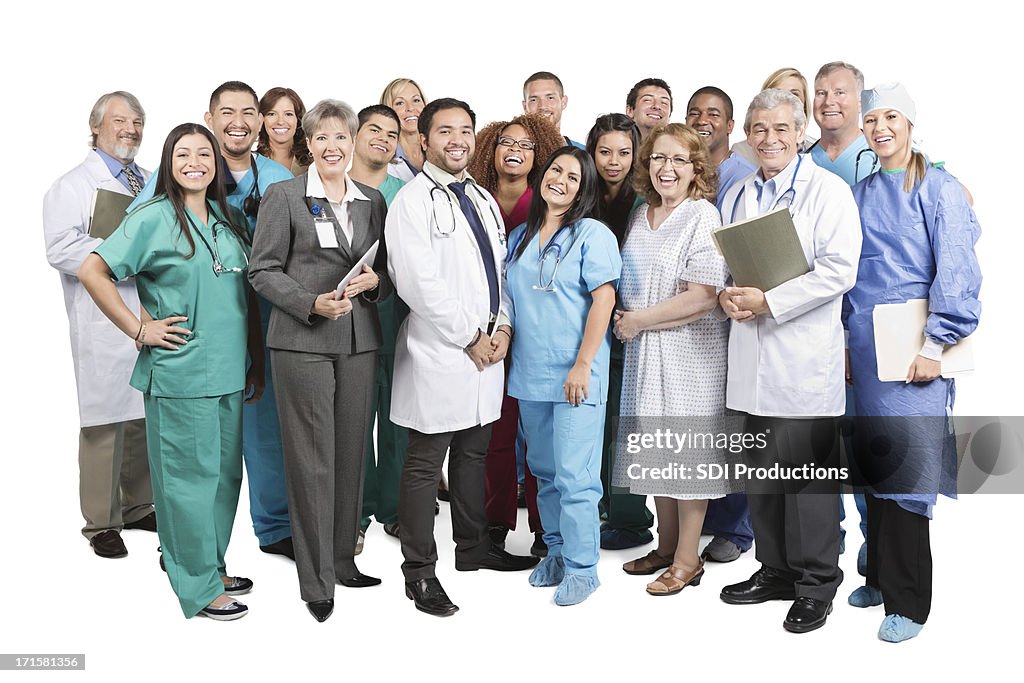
[95,197,250,618]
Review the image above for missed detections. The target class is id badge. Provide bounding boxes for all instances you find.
[314,217,339,248]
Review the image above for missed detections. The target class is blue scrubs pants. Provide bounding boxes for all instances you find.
[145,392,243,618]
[519,400,604,578]
[242,301,292,546]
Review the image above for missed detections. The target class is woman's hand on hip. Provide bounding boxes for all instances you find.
[141,316,191,349]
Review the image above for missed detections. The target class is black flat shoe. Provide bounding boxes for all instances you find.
[405,578,459,617]
[306,599,334,623]
[383,522,401,538]
[260,537,295,561]
[455,544,540,572]
[720,566,796,605]
[123,511,158,532]
[531,532,548,558]
[339,572,382,588]
[89,530,127,559]
[783,597,833,633]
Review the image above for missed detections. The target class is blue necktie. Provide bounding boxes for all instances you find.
[449,181,499,319]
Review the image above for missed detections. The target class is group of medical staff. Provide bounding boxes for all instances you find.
[45,64,980,643]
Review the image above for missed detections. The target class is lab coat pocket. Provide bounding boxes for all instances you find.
[763,322,827,396]
[80,319,135,378]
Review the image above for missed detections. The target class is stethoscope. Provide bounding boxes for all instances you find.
[806,140,879,184]
[425,173,504,241]
[505,223,580,293]
[188,201,249,276]
[729,153,803,224]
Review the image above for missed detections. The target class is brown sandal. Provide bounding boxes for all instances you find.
[622,550,673,576]
[646,561,705,596]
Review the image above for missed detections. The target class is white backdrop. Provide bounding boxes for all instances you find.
[2,0,1020,679]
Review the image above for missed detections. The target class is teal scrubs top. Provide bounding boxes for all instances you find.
[506,217,621,405]
[95,197,250,399]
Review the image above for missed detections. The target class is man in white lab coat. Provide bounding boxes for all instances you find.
[43,91,155,558]
[716,89,862,633]
[386,97,538,617]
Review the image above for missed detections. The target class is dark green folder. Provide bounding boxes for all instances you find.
[711,207,808,291]
[88,189,134,240]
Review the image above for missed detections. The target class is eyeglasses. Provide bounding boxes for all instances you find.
[648,153,692,168]
[497,136,537,151]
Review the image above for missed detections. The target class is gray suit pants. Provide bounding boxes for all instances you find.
[272,348,375,602]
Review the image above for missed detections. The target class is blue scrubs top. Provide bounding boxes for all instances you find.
[506,217,621,404]
[810,135,878,186]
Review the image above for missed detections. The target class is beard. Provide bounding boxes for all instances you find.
[113,142,140,162]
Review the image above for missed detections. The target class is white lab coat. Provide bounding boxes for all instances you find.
[719,154,861,417]
[386,162,511,434]
[43,151,148,427]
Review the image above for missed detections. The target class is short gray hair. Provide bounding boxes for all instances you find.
[814,61,865,93]
[302,99,358,141]
[89,91,145,147]
[743,89,806,133]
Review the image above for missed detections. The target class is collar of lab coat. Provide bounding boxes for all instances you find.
[83,149,149,189]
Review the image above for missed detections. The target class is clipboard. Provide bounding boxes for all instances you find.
[334,241,379,299]
[88,189,134,239]
[872,299,975,381]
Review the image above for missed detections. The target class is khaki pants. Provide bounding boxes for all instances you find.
[78,418,153,539]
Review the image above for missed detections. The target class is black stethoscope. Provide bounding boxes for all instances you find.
[188,201,248,277]
[729,153,803,224]
[424,173,504,240]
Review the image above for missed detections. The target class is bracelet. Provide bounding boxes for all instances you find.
[135,322,147,344]
[465,329,482,350]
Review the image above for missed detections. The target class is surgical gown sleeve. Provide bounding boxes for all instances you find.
[924,175,982,346]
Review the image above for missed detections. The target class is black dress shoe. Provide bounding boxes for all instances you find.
[406,578,459,617]
[123,511,158,532]
[306,599,334,623]
[455,544,540,572]
[339,572,382,588]
[720,566,796,605]
[90,530,128,558]
[260,537,295,560]
[783,597,833,633]
[383,522,401,538]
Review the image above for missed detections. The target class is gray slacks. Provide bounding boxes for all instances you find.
[399,424,492,581]
[78,418,153,538]
[272,348,375,602]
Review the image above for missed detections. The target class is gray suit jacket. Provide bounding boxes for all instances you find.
[248,173,392,355]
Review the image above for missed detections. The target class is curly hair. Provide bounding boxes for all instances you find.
[467,113,565,194]
[633,123,717,206]
[256,87,312,166]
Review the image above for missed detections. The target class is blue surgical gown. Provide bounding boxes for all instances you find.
[845,166,981,517]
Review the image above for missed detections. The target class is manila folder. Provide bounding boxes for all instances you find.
[872,298,975,381]
[89,189,134,240]
[711,207,808,292]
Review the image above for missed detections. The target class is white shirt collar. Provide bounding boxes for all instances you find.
[306,166,368,205]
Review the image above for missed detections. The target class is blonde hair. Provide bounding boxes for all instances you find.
[762,67,811,120]
[379,78,427,108]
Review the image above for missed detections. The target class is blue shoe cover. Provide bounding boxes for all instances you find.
[857,542,868,577]
[553,573,600,606]
[848,585,883,608]
[528,556,565,587]
[878,614,924,642]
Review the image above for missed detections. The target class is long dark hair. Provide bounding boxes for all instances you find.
[152,123,248,258]
[512,146,599,262]
[256,87,312,166]
[585,113,640,245]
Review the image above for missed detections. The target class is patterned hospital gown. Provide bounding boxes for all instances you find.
[613,198,733,499]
